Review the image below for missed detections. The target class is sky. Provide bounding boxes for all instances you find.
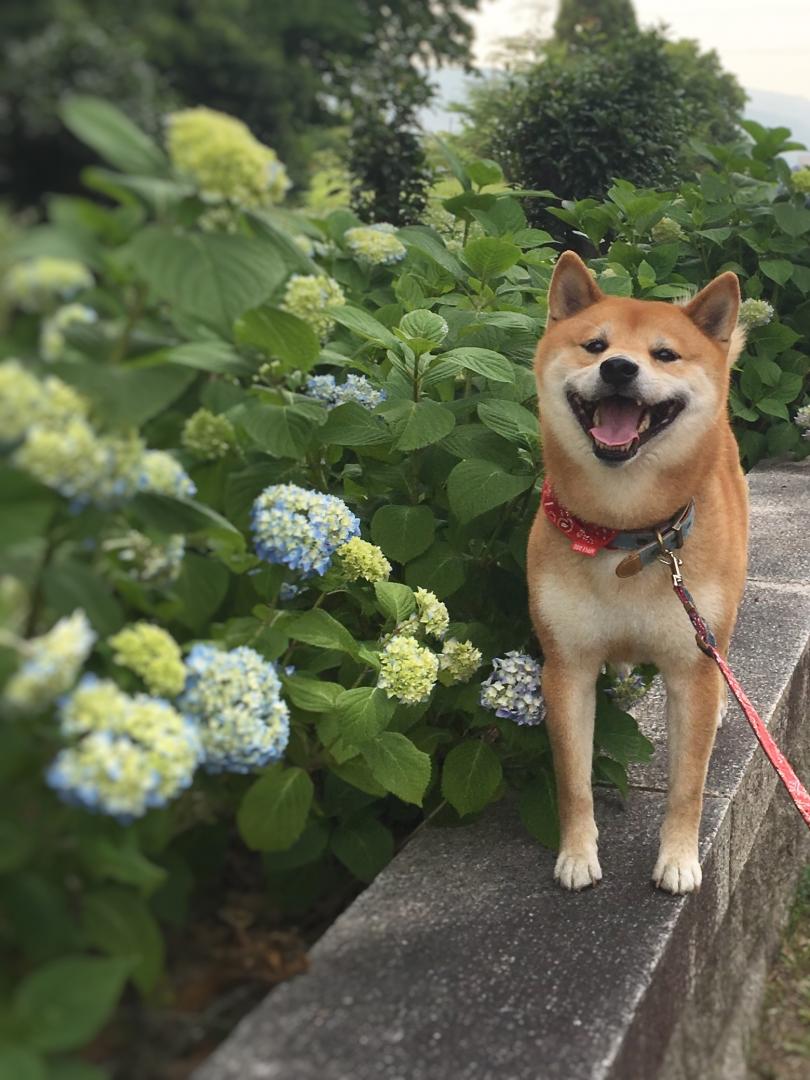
[468,0,810,98]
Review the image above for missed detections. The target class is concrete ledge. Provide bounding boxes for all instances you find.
[196,463,810,1080]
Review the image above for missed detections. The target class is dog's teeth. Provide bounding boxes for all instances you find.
[593,405,602,426]
[638,411,651,433]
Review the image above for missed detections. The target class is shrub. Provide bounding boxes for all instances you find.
[0,98,653,1071]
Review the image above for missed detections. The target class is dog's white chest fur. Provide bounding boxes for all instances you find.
[532,549,723,669]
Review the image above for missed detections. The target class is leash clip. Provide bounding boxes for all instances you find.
[655,530,683,586]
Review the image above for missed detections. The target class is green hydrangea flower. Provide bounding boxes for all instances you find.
[0,360,88,443]
[377,634,438,704]
[103,530,186,586]
[344,224,406,266]
[40,304,97,362]
[3,257,93,313]
[414,588,449,640]
[167,107,290,208]
[2,610,96,713]
[280,274,346,341]
[109,622,186,697]
[181,408,236,460]
[738,298,774,329]
[439,639,483,684]
[791,168,810,195]
[335,538,391,583]
[650,217,685,244]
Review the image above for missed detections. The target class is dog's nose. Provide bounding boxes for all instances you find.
[600,355,639,385]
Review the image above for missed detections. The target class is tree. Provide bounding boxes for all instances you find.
[554,0,638,43]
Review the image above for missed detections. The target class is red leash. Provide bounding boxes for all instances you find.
[662,551,810,830]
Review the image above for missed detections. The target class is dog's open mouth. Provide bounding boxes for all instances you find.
[567,392,686,462]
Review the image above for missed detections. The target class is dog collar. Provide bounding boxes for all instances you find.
[540,479,695,578]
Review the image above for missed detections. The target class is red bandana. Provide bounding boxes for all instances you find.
[541,479,619,557]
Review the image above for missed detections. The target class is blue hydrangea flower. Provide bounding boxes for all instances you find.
[2,610,96,713]
[179,643,290,773]
[480,651,545,726]
[605,667,649,711]
[305,373,386,411]
[250,483,360,577]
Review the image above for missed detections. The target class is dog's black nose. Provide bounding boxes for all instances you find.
[600,356,639,385]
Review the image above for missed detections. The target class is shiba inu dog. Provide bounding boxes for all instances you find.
[527,251,748,894]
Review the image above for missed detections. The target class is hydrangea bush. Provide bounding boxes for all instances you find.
[9,96,809,1070]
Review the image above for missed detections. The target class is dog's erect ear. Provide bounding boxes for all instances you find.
[547,251,603,323]
[683,272,740,347]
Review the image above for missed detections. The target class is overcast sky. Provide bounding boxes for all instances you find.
[469,0,810,98]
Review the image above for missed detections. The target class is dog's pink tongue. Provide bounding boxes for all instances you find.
[590,398,644,446]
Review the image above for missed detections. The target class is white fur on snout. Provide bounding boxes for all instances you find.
[653,851,702,894]
[555,846,602,891]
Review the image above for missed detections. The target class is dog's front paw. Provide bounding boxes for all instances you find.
[652,851,702,894]
[554,847,602,891]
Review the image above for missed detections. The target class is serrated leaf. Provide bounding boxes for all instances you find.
[447,459,533,523]
[334,687,396,749]
[760,259,793,285]
[371,505,436,563]
[237,764,314,852]
[594,756,629,798]
[318,402,391,446]
[60,95,167,175]
[283,609,360,658]
[282,675,343,712]
[374,581,416,623]
[441,740,503,816]
[52,362,197,429]
[238,400,323,459]
[398,226,465,279]
[360,732,431,805]
[131,493,242,540]
[381,398,456,451]
[165,341,257,376]
[462,237,521,279]
[477,400,538,443]
[82,888,164,994]
[398,309,449,345]
[772,203,810,238]
[331,817,394,883]
[467,158,504,188]
[404,542,466,599]
[594,700,654,765]
[235,305,320,371]
[518,773,559,851]
[330,305,400,349]
[439,347,514,383]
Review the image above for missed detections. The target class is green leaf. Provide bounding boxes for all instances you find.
[235,305,320,372]
[329,305,400,349]
[131,493,242,540]
[82,888,164,994]
[238,400,322,459]
[439,347,514,383]
[282,675,343,713]
[360,732,431,805]
[518,773,560,851]
[319,402,391,446]
[45,1063,107,1080]
[404,542,465,599]
[13,955,131,1052]
[165,341,257,377]
[467,158,504,188]
[172,553,230,632]
[441,741,503,816]
[334,688,396,749]
[772,203,810,238]
[0,1047,45,1080]
[760,259,793,285]
[371,505,435,564]
[462,237,521,279]
[477,400,538,444]
[52,363,197,429]
[263,820,330,870]
[756,397,790,420]
[331,817,394,883]
[79,835,166,896]
[374,581,416,623]
[398,309,449,346]
[594,700,654,765]
[127,227,287,337]
[42,560,123,637]
[637,259,657,289]
[398,227,465,279]
[60,95,167,176]
[594,756,629,798]
[380,399,456,451]
[447,459,533,523]
[284,609,360,658]
[237,764,314,852]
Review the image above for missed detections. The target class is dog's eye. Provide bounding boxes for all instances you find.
[652,347,680,363]
[582,339,607,354]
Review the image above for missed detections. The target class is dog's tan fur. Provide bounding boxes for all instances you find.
[527,252,748,894]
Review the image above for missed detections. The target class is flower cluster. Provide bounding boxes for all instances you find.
[439,639,483,684]
[2,610,96,713]
[103,530,186,586]
[791,167,810,195]
[794,404,810,437]
[305,373,386,411]
[136,450,196,500]
[280,274,346,340]
[344,224,407,266]
[251,483,360,577]
[335,537,391,583]
[650,217,685,244]
[166,107,290,208]
[377,634,439,704]
[480,651,545,726]
[604,666,650,711]
[40,304,97,362]
[0,360,88,444]
[413,588,449,640]
[109,622,186,697]
[738,298,774,329]
[3,257,93,313]
[48,675,201,820]
[179,644,290,773]
[181,408,237,460]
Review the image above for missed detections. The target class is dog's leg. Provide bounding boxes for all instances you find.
[653,659,724,894]
[543,656,602,890]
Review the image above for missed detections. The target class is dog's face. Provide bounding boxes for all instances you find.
[535,253,743,469]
